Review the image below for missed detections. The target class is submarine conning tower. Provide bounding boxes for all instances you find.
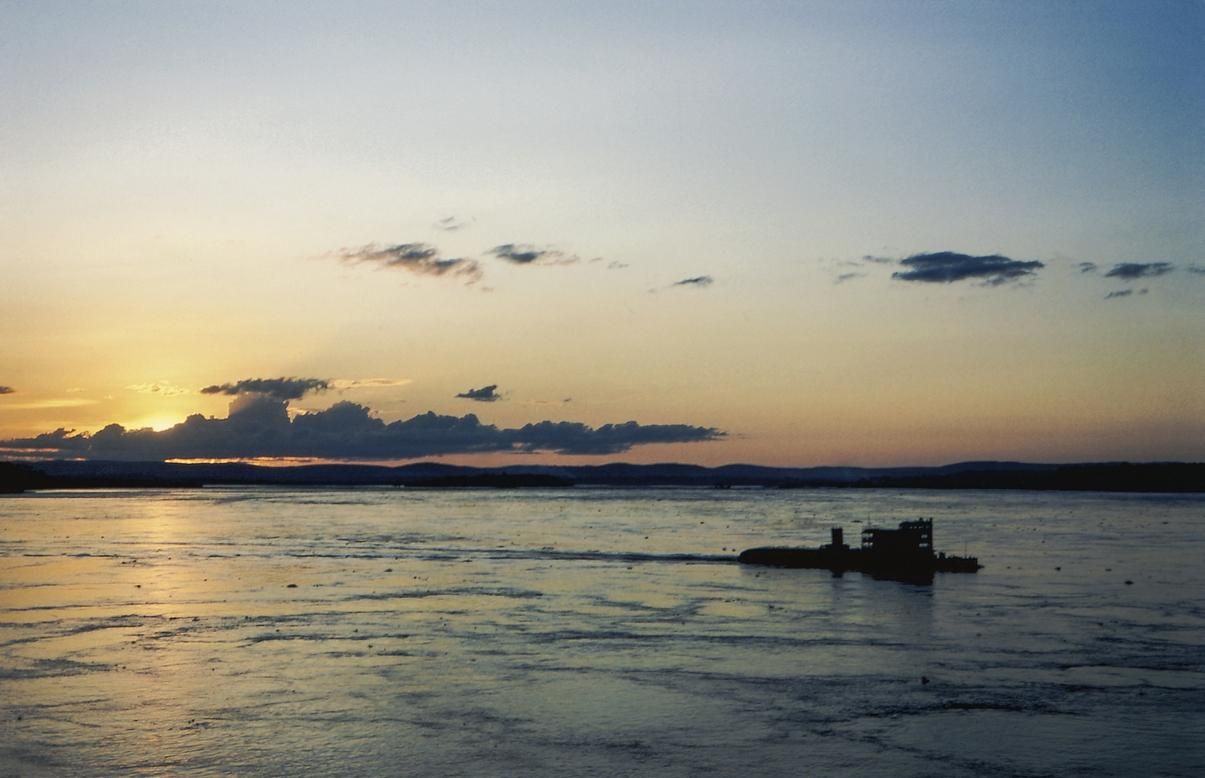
[861,517,934,558]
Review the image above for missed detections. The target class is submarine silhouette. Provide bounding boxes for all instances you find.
[739,518,981,581]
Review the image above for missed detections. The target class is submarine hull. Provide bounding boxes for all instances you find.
[738,545,981,581]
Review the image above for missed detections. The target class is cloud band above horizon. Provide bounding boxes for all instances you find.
[0,396,723,461]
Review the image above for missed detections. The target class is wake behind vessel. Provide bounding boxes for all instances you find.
[739,518,981,581]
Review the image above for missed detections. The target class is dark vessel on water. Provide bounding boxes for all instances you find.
[739,518,981,581]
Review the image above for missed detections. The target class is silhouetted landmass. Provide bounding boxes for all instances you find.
[0,462,51,493]
[839,462,1205,492]
[408,473,572,488]
[0,459,1201,493]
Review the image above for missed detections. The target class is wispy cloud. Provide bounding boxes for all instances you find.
[649,275,716,293]
[671,275,714,288]
[1,398,98,410]
[127,382,190,397]
[1104,288,1148,300]
[0,386,13,395]
[330,378,412,390]
[0,397,723,460]
[526,397,573,406]
[334,240,608,286]
[835,272,866,284]
[1104,262,1174,280]
[456,384,501,402]
[1077,262,1099,273]
[487,244,579,266]
[1186,264,1205,275]
[433,216,472,232]
[891,251,1044,286]
[201,377,330,401]
[336,243,482,284]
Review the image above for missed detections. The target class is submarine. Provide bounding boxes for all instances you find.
[739,518,981,581]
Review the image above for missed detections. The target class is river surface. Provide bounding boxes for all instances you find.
[1,487,1203,776]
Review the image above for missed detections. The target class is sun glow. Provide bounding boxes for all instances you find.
[127,415,183,432]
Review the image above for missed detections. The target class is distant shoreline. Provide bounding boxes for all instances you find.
[3,460,1202,494]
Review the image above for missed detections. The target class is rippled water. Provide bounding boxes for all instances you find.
[2,487,1203,776]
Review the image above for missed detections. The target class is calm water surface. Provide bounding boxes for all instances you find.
[2,487,1203,776]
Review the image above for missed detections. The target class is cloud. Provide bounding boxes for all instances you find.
[127,382,190,397]
[0,386,13,395]
[835,272,866,284]
[329,378,412,390]
[607,260,629,270]
[1103,262,1174,280]
[1186,265,1205,275]
[433,216,472,232]
[891,251,1045,286]
[201,377,331,401]
[337,243,482,284]
[1104,288,1148,300]
[0,397,723,460]
[488,244,579,266]
[528,397,573,406]
[671,275,714,288]
[861,255,896,265]
[510,420,723,455]
[1077,262,1098,273]
[456,384,501,402]
[2,398,97,410]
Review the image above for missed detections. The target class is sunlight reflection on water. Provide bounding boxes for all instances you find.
[1,488,1203,776]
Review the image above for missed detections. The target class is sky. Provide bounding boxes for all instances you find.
[1,0,1202,467]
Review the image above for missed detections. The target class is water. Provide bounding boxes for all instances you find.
[1,487,1203,776]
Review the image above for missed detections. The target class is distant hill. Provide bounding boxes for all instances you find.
[1,459,1201,493]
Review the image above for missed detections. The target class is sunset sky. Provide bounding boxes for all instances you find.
[1,1,1202,466]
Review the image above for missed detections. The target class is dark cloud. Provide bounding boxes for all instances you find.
[201,377,330,401]
[891,251,1044,286]
[861,255,896,265]
[1186,264,1205,275]
[0,397,723,460]
[337,243,482,283]
[456,384,501,402]
[1104,262,1174,280]
[488,244,578,266]
[671,275,714,288]
[835,272,866,284]
[0,386,14,394]
[510,420,723,455]
[1077,262,1098,273]
[433,216,472,232]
